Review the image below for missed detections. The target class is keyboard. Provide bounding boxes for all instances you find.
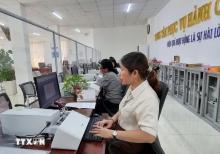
[82,116,103,142]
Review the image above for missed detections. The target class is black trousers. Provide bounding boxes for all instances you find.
[105,124,156,154]
[94,99,119,116]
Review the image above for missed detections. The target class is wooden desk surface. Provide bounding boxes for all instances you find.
[0,108,106,154]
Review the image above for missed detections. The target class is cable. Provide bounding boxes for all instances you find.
[34,121,51,138]
[16,121,51,138]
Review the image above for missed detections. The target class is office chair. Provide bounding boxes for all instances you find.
[38,62,46,68]
[58,72,64,82]
[71,65,79,75]
[0,93,12,113]
[157,81,169,118]
[19,81,38,107]
[143,81,169,154]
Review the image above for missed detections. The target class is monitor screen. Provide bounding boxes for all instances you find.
[71,65,79,75]
[34,72,61,109]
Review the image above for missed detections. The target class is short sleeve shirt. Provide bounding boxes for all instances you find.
[118,80,159,137]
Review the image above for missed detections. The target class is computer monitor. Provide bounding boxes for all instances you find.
[71,65,79,75]
[34,72,61,109]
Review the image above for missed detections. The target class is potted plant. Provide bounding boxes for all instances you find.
[0,49,16,95]
[63,74,88,101]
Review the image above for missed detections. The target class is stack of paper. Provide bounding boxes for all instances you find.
[65,102,96,109]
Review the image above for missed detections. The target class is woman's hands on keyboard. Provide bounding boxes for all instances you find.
[90,124,113,139]
[94,119,114,128]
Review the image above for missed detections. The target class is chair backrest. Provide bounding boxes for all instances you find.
[19,81,37,103]
[38,62,46,68]
[0,93,12,113]
[156,81,169,119]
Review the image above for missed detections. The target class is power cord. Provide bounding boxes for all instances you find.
[16,121,51,138]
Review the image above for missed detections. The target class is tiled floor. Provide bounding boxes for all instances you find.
[159,95,220,154]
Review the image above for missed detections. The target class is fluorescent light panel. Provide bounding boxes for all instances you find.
[127,3,132,13]
[75,28,81,33]
[52,11,63,20]
[0,22,5,26]
[32,32,40,36]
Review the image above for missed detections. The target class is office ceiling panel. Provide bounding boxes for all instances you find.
[14,0,170,28]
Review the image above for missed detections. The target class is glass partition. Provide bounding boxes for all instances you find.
[77,43,86,64]
[0,9,100,97]
[28,25,55,74]
[87,47,93,63]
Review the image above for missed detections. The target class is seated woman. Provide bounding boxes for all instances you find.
[91,52,160,154]
[109,56,120,75]
[95,59,123,116]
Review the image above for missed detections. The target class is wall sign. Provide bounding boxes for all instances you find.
[154,0,220,41]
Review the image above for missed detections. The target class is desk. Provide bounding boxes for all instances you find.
[0,108,106,154]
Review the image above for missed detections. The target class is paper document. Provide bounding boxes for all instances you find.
[78,89,96,102]
[65,102,96,109]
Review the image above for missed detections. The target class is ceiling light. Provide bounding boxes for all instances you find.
[127,3,132,13]
[32,32,40,36]
[75,28,81,33]
[0,22,5,26]
[0,36,4,39]
[52,11,63,20]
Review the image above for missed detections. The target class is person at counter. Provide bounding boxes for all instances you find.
[91,52,160,154]
[95,59,123,116]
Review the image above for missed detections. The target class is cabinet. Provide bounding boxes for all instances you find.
[172,67,186,103]
[158,65,220,130]
[159,65,168,83]
[204,72,220,127]
[159,65,173,94]
[184,69,206,113]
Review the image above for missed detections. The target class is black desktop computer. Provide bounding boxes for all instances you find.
[34,72,61,109]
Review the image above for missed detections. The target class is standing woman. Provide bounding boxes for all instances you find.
[91,52,160,154]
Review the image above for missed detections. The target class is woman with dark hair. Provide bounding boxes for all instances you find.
[91,52,160,154]
[109,57,120,75]
[95,59,123,115]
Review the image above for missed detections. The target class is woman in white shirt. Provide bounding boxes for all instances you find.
[90,52,160,154]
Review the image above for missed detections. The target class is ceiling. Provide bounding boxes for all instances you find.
[17,0,170,28]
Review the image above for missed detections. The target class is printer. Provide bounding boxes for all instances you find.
[0,108,60,136]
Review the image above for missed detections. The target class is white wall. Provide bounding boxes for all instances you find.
[93,25,147,60]
[148,0,220,66]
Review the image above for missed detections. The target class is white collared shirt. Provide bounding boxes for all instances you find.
[118,80,159,137]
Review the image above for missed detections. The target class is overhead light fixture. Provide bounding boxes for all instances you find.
[32,32,40,36]
[0,36,4,39]
[52,11,63,20]
[0,22,5,26]
[126,3,132,13]
[75,28,81,33]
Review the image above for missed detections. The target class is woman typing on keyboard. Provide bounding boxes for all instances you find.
[90,52,160,154]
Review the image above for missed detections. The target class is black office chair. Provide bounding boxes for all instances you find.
[0,93,12,113]
[19,81,38,107]
[156,81,169,118]
[146,81,169,154]
[71,65,79,75]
